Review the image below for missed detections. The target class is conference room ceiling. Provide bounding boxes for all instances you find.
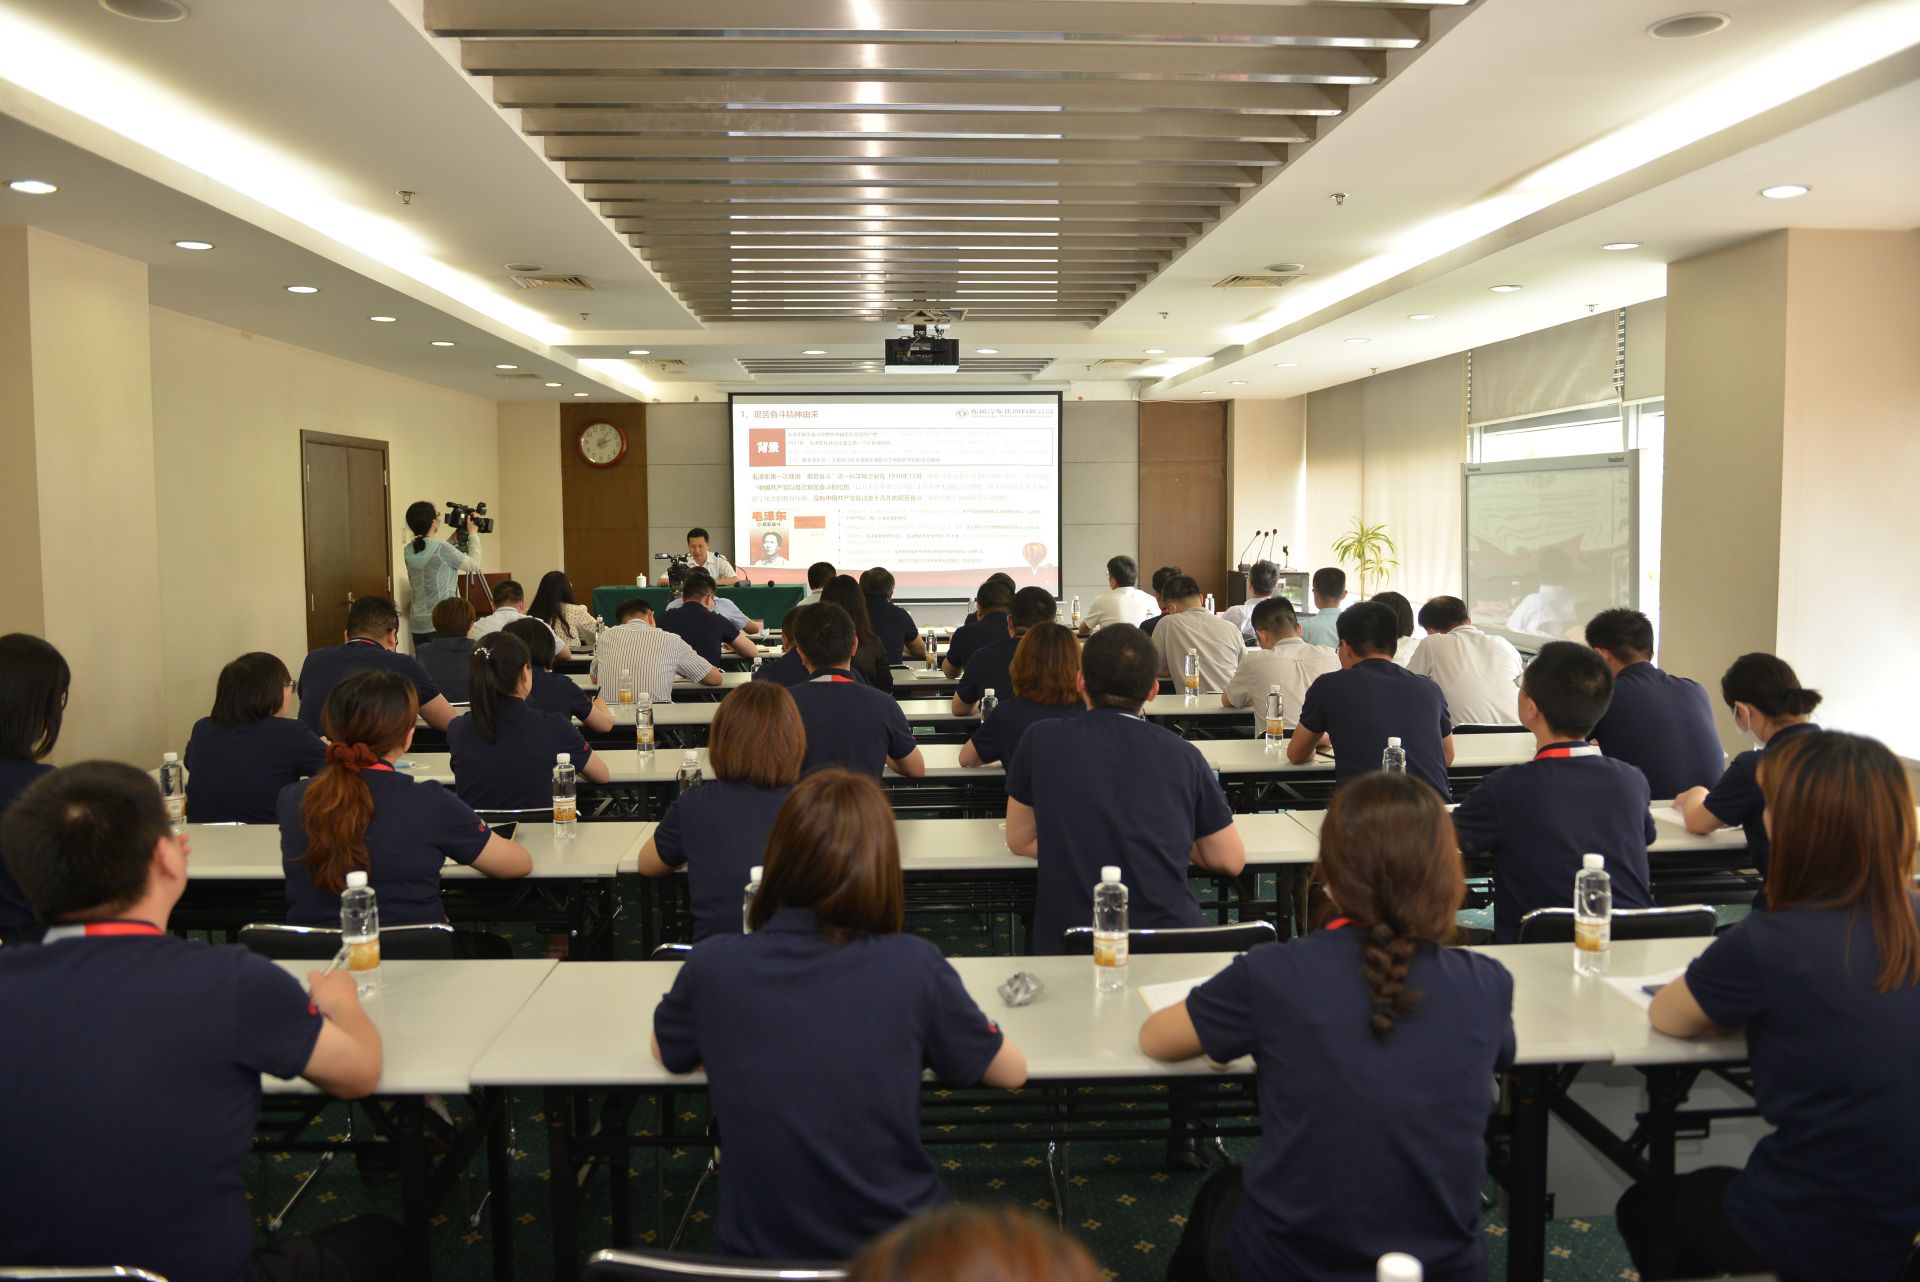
[425,0,1455,325]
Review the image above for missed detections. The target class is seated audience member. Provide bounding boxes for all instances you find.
[660,570,758,667]
[449,632,608,811]
[470,578,567,657]
[1138,564,1184,637]
[1299,566,1348,648]
[665,576,764,636]
[1451,642,1655,942]
[184,652,327,824]
[849,1205,1103,1282]
[280,669,531,937]
[1671,653,1822,880]
[1585,608,1725,797]
[955,587,1056,715]
[1288,601,1454,797]
[823,574,896,694]
[1408,595,1525,726]
[1623,732,1920,1282]
[1153,574,1244,694]
[788,604,924,779]
[954,570,1016,631]
[652,770,1027,1259]
[1507,546,1579,638]
[0,761,398,1282]
[1222,597,1339,726]
[862,566,927,665]
[0,633,70,946]
[942,576,1015,676]
[1082,554,1162,633]
[297,594,458,733]
[593,597,720,701]
[800,560,835,606]
[504,617,613,733]
[1373,590,1420,665]
[415,596,476,703]
[1143,772,1514,1282]
[1220,559,1279,640]
[960,623,1086,767]
[1006,625,1244,953]
[528,569,598,651]
[639,682,804,940]
[752,605,815,688]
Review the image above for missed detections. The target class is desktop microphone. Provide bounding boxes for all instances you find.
[1235,528,1264,573]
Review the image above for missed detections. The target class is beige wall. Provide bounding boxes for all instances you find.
[1227,397,1306,575]
[495,401,565,582]
[0,228,45,638]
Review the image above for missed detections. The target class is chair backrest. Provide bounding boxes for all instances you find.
[650,943,694,961]
[238,922,459,961]
[585,1249,845,1282]
[0,1270,169,1281]
[1059,921,1278,956]
[1515,905,1718,945]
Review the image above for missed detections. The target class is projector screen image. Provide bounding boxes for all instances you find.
[731,393,1061,601]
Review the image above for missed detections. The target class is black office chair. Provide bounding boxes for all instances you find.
[585,1249,843,1282]
[1515,904,1717,944]
[237,921,460,960]
[0,1271,169,1282]
[1058,921,1278,956]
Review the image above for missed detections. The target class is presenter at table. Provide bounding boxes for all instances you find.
[657,526,738,586]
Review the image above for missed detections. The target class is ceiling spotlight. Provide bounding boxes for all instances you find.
[1274,362,1298,369]
[369,315,397,323]
[495,363,518,370]
[802,349,827,355]
[1143,347,1166,355]
[1345,337,1371,345]
[7,179,58,195]
[1600,242,1642,251]
[284,285,319,295]
[544,381,563,388]
[431,340,456,347]
[572,391,590,398]
[99,0,190,21]
[1489,284,1523,293]
[1760,184,1810,199]
[1229,380,1249,385]
[1200,391,1220,397]
[1647,12,1730,39]
[975,348,1000,355]
[627,349,651,356]
[172,239,214,251]
[1408,313,1437,321]
[1263,262,1306,274]
[504,262,544,274]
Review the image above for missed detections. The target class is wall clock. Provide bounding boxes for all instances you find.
[577,420,627,468]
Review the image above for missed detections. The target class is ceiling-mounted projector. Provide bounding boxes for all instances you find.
[885,311,958,374]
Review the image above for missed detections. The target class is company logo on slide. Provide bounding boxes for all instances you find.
[748,427,787,466]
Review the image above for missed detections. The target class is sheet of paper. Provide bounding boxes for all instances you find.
[1651,807,1693,828]
[1602,967,1688,1009]
[1137,977,1208,1014]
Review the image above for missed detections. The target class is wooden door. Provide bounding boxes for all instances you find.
[301,431,393,651]
[560,403,648,596]
[1139,401,1230,601]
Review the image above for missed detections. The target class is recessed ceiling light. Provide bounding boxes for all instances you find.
[1647,12,1730,39]
[627,349,651,356]
[1143,348,1166,355]
[431,340,456,347]
[572,391,590,398]
[8,179,58,195]
[1600,242,1642,252]
[1490,284,1523,293]
[1200,391,1220,397]
[544,381,563,388]
[284,285,319,295]
[1274,362,1298,369]
[1229,380,1249,385]
[1263,262,1306,275]
[504,262,544,274]
[369,315,397,323]
[495,363,518,370]
[171,239,214,251]
[975,347,1000,355]
[1407,313,1437,321]
[99,0,189,22]
[802,349,827,355]
[1760,184,1810,199]
[1345,337,1371,345]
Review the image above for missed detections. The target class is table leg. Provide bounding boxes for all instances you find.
[1504,1067,1549,1282]
[486,1089,516,1282]
[548,1086,577,1281]
[393,1098,435,1282]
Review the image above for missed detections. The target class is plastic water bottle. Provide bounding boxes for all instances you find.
[979,687,999,719]
[340,871,381,996]
[1204,593,1216,614]
[159,752,186,828]
[1070,595,1082,629]
[1263,686,1286,746]
[1093,866,1129,993]
[1377,1254,1423,1282]
[552,753,577,834]
[1382,736,1407,774]
[616,668,634,705]
[743,864,763,934]
[635,692,656,758]
[1183,649,1200,701]
[923,628,939,670]
[1575,853,1612,976]
[676,750,704,796]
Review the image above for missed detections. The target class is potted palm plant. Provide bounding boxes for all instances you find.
[1331,518,1399,597]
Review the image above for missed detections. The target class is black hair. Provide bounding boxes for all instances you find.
[1521,641,1615,737]
[1250,596,1299,636]
[686,527,710,543]
[1312,566,1346,601]
[1150,565,1184,596]
[1336,601,1398,657]
[491,579,525,608]
[405,500,437,554]
[616,597,653,624]
[1249,560,1279,596]
[468,631,531,743]
[794,603,855,668]
[681,569,716,601]
[0,634,70,761]
[1584,608,1654,661]
[345,595,401,640]
[527,571,574,631]
[986,572,1017,592]
[1081,625,1158,709]
[1,761,169,922]
[1418,596,1471,632]
[1721,652,1823,719]
[503,617,557,672]
[808,560,837,590]
[1106,555,1139,588]
[1162,575,1202,604]
[779,605,804,635]
[210,651,293,726]
[977,579,1015,612]
[860,567,896,599]
[1372,591,1414,639]
[1010,587,1058,630]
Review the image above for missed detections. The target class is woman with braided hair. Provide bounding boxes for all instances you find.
[1141,772,1515,1282]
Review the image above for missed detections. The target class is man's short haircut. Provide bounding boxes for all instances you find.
[794,602,856,668]
[686,527,710,544]
[986,572,1017,593]
[1585,608,1654,661]
[1010,587,1058,631]
[616,596,654,624]
[1522,641,1615,737]
[976,578,1016,612]
[430,595,474,638]
[807,560,837,590]
[1106,555,1139,588]
[1081,625,1160,709]
[1249,560,1279,596]
[1162,574,1202,605]
[1336,601,1399,658]
[210,652,293,726]
[1150,565,1184,596]
[1312,566,1346,601]
[681,569,716,601]
[492,579,525,607]
[503,617,558,671]
[860,567,896,599]
[779,605,804,634]
[1,761,170,922]
[1250,596,1299,637]
[1417,596,1471,633]
[346,594,401,639]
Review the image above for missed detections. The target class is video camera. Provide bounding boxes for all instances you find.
[654,551,691,588]
[445,500,493,535]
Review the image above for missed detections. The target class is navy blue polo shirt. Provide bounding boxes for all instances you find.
[1007,708,1234,953]
[295,638,443,735]
[0,758,54,933]
[658,600,740,666]
[967,698,1084,766]
[1451,743,1657,942]
[447,698,592,811]
[1140,612,1164,636]
[865,595,920,666]
[1702,722,1820,878]
[1296,658,1452,797]
[1188,927,1515,1282]
[1686,900,1920,1280]
[788,672,916,778]
[1588,662,1725,799]
[956,636,1018,707]
[529,667,594,724]
[416,636,472,703]
[655,780,792,942]
[0,930,322,1282]
[946,610,1010,671]
[278,767,492,925]
[753,649,810,687]
[183,716,328,825]
[653,908,1005,1259]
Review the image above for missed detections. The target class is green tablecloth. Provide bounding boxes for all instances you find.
[591,583,805,625]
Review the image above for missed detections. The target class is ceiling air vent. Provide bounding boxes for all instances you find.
[643,358,688,371]
[1090,358,1153,370]
[493,371,541,380]
[1212,273,1305,289]
[509,274,593,291]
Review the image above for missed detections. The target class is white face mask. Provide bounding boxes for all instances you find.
[1734,703,1762,749]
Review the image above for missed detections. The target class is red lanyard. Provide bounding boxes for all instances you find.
[45,920,164,939]
[1323,916,1354,932]
[1534,744,1600,761]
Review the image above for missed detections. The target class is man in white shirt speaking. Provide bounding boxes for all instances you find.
[1407,595,1525,726]
[1222,597,1339,727]
[1080,555,1161,633]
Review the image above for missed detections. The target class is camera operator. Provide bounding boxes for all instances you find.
[655,527,738,587]
[403,501,482,646]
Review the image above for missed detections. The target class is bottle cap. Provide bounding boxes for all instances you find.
[1100,865,1122,884]
[1583,853,1606,871]
[749,865,764,882]
[1376,1253,1423,1282]
[1269,684,1282,693]
[984,687,996,698]
[556,752,570,764]
[345,871,369,889]
[1387,736,1402,747]
[163,751,178,762]
[683,750,699,763]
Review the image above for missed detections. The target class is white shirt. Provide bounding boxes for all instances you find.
[1223,637,1340,726]
[799,589,823,607]
[1394,635,1421,668]
[469,605,558,647]
[590,620,715,702]
[1153,608,1246,694]
[1505,585,1577,638]
[660,551,736,585]
[1406,625,1524,727]
[1081,585,1160,632]
[1220,592,1272,641]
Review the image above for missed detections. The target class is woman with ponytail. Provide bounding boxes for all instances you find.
[1672,652,1823,878]
[279,669,530,930]
[401,500,482,647]
[448,631,608,811]
[1142,772,1515,1282]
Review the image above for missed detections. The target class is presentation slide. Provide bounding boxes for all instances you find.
[730,393,1061,600]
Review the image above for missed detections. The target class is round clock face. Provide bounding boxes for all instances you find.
[578,421,626,467]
